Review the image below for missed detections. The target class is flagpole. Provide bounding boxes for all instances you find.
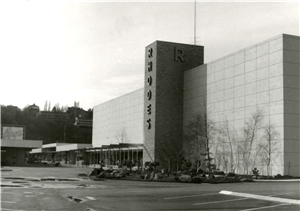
[194,0,196,45]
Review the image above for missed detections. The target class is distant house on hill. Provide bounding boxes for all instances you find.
[40,107,92,125]
[40,111,70,123]
[27,104,40,117]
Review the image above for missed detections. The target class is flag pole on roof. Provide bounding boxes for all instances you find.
[194,0,197,45]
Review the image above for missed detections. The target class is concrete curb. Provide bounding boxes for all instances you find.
[3,176,82,181]
[1,169,13,171]
[253,179,300,182]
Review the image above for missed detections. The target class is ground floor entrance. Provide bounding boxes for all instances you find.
[1,147,30,166]
[29,143,144,169]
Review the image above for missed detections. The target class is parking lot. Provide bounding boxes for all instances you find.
[1,166,300,211]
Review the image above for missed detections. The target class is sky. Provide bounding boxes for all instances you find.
[0,0,299,111]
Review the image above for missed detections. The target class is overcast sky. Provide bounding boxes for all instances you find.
[0,1,299,110]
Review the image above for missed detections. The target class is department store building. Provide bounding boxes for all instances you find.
[92,34,300,176]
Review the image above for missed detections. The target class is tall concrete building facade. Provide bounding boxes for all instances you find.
[92,89,144,147]
[92,34,300,176]
[143,41,204,166]
[183,34,300,176]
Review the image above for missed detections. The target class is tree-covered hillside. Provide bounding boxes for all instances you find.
[1,105,92,144]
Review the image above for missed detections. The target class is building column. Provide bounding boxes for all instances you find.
[115,149,118,165]
[89,151,91,167]
[93,151,96,168]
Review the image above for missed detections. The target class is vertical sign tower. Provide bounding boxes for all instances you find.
[143,41,204,168]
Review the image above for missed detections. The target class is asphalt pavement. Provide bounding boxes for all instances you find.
[1,166,300,211]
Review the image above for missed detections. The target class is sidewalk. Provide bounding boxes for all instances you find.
[1,166,91,179]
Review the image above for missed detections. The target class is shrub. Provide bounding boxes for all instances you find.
[227,172,236,177]
[144,161,159,171]
[197,168,204,174]
[214,171,224,175]
[252,168,259,176]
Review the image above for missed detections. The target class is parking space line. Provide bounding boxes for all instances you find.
[239,203,290,211]
[193,197,248,205]
[220,190,300,205]
[1,209,25,211]
[165,193,218,200]
[86,196,96,200]
[1,201,16,203]
[115,190,144,194]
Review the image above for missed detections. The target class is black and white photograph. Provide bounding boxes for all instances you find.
[1,0,299,210]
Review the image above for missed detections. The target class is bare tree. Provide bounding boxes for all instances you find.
[115,127,128,143]
[157,133,183,173]
[44,101,48,111]
[240,109,264,174]
[48,101,51,111]
[54,103,61,112]
[213,137,222,171]
[61,105,68,112]
[258,120,280,176]
[184,106,216,175]
[214,149,223,171]
[184,119,203,172]
[219,119,239,173]
[220,144,229,173]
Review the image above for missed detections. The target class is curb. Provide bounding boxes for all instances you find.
[1,169,13,171]
[253,179,300,182]
[3,176,82,181]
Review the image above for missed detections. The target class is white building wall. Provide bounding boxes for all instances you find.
[184,34,300,176]
[206,35,287,175]
[92,88,144,147]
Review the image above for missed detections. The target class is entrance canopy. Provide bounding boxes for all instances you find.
[85,143,143,152]
[29,143,92,154]
[56,144,92,152]
[30,143,67,154]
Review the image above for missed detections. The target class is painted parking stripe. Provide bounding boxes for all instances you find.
[239,204,290,211]
[1,201,16,203]
[193,197,248,205]
[165,193,218,200]
[86,196,96,200]
[220,190,300,205]
[270,192,293,197]
[115,190,144,194]
[1,209,25,211]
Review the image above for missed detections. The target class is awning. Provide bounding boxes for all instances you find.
[56,144,92,152]
[85,143,143,152]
